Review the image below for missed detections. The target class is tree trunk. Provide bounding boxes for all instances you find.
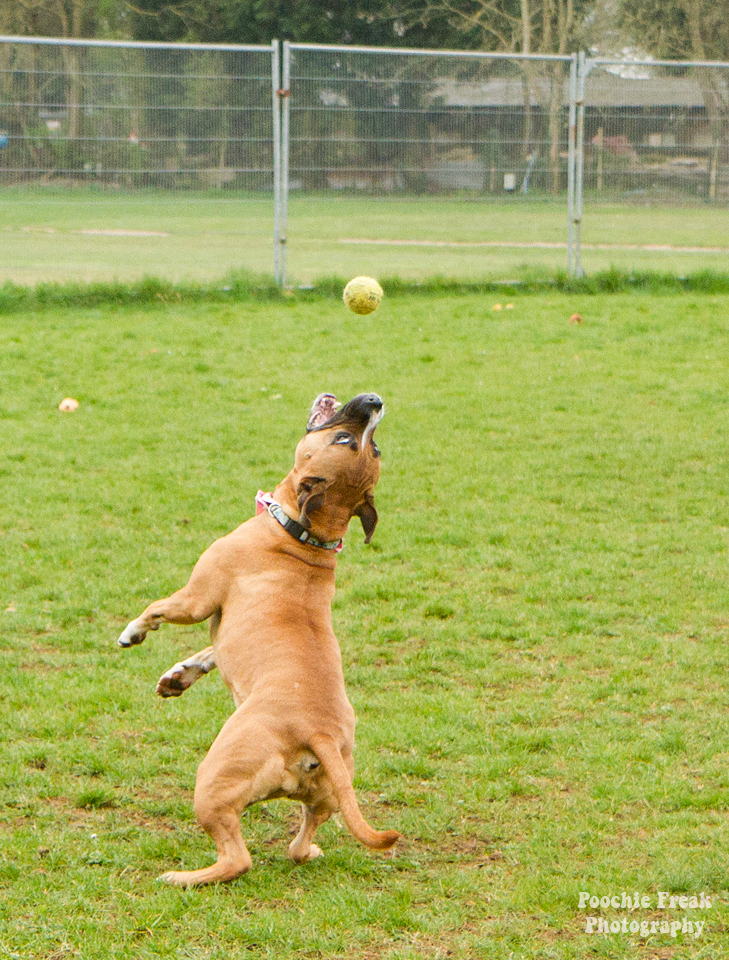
[60,0,87,169]
[547,60,564,193]
[681,0,726,202]
[62,45,82,162]
[520,0,534,165]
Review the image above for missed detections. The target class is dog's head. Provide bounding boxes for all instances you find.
[276,393,384,545]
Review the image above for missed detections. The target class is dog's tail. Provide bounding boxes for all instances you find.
[309,733,400,850]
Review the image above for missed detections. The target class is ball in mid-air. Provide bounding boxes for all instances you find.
[343,276,383,315]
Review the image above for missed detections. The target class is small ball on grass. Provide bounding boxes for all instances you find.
[343,277,383,315]
[58,398,79,412]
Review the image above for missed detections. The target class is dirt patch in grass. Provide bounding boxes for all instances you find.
[414,827,505,868]
[639,949,680,959]
[356,927,483,960]
[31,794,184,835]
[116,808,180,833]
[20,661,71,673]
[30,643,63,655]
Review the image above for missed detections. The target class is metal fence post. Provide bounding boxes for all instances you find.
[272,40,282,285]
[278,40,291,288]
[567,53,577,277]
[573,51,587,278]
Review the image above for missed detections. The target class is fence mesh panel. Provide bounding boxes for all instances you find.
[3,38,729,286]
[283,45,574,283]
[577,58,729,274]
[0,38,276,284]
[0,40,276,189]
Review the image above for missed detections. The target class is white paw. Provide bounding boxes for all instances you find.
[156,661,204,698]
[289,842,324,863]
[117,620,146,648]
[158,871,189,887]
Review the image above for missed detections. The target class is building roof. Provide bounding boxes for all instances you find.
[432,73,727,109]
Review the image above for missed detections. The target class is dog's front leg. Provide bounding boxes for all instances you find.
[117,586,218,648]
[156,645,216,698]
[118,539,230,649]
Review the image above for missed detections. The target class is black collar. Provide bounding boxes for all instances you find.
[267,501,343,551]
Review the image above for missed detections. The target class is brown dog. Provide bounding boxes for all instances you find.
[117,393,400,887]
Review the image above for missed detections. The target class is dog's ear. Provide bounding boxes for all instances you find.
[354,491,378,544]
[296,476,333,530]
[307,393,340,431]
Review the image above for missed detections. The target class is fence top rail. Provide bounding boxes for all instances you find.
[588,55,729,69]
[285,41,574,63]
[0,34,277,53]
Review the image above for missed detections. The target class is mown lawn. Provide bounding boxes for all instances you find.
[1,289,729,958]
[3,189,729,285]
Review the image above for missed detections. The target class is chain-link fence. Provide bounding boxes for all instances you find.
[0,35,279,283]
[278,43,576,284]
[573,55,729,275]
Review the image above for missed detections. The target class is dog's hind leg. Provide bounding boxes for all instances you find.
[156,646,216,698]
[288,803,332,863]
[160,713,289,888]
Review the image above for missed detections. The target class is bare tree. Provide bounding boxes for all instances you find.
[1,0,102,36]
[391,0,588,190]
[619,0,729,62]
[389,0,585,56]
[620,0,728,198]
[2,0,104,171]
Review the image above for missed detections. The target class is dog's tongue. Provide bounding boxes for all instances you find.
[307,393,340,430]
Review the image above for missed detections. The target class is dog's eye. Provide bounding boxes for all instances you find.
[333,432,357,450]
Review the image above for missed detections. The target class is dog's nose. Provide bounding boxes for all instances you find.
[363,394,383,410]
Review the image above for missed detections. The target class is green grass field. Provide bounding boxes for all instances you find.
[2,190,729,285]
[2,288,729,958]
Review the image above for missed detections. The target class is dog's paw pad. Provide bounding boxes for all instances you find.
[156,662,205,698]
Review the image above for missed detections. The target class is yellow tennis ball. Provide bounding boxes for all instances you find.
[343,276,383,315]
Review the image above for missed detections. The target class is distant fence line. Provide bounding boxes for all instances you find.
[1,35,728,281]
